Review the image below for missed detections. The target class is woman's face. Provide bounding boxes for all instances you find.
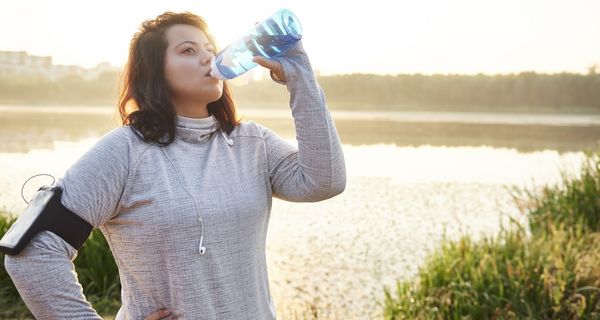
[164,24,223,105]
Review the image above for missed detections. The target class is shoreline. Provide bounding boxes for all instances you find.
[1,104,600,127]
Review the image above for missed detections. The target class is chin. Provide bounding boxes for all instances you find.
[208,88,224,102]
[199,86,223,103]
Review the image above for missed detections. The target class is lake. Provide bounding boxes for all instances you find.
[1,105,598,319]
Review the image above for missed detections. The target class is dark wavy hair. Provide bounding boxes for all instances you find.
[118,11,240,146]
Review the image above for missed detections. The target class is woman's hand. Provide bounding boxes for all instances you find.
[252,56,286,82]
[143,308,172,320]
[250,21,287,83]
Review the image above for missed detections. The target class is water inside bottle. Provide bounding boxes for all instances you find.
[212,10,302,80]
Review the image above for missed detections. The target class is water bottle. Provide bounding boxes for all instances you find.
[210,8,303,80]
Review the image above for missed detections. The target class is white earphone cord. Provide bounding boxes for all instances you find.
[20,173,56,204]
[161,146,206,255]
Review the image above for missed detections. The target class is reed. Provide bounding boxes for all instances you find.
[381,227,600,319]
[513,150,600,237]
[382,151,600,319]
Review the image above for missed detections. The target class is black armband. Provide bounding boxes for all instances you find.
[0,185,93,256]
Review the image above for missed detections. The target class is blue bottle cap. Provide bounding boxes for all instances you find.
[280,9,303,40]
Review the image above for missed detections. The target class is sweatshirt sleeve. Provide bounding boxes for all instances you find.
[4,126,131,319]
[257,41,346,202]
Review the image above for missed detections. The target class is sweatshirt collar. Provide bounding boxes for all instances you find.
[175,114,219,144]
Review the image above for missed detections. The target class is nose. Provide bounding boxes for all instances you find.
[201,52,214,66]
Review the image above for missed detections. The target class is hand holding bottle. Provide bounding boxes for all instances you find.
[252,55,286,82]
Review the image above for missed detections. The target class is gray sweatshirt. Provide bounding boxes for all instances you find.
[4,41,346,320]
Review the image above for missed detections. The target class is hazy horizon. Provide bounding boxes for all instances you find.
[1,0,599,76]
[1,48,598,77]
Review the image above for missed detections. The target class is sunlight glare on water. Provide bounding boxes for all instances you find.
[343,143,585,186]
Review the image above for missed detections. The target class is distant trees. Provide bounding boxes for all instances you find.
[0,71,119,105]
[312,72,600,112]
[0,71,598,113]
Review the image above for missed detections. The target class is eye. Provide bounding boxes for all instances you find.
[183,47,196,54]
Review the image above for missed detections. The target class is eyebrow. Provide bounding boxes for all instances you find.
[175,40,213,48]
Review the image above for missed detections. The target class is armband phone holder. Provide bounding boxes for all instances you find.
[0,185,93,256]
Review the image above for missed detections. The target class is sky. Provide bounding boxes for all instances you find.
[1,0,599,76]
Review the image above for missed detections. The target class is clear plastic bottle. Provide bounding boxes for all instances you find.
[210,8,303,80]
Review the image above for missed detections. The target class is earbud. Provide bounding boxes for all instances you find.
[199,236,206,255]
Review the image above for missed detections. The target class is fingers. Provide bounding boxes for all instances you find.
[143,308,172,320]
[252,56,286,82]
[252,56,277,70]
[250,21,287,82]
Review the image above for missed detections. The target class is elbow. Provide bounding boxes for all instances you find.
[329,170,347,197]
[325,183,346,200]
[328,160,347,197]
[4,253,25,281]
[309,172,347,202]
[4,231,76,280]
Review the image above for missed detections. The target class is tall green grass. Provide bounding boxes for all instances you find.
[0,211,121,319]
[381,227,600,319]
[514,150,600,237]
[0,214,32,319]
[381,151,600,319]
[75,227,121,315]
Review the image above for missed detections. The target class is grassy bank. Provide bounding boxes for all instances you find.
[381,151,600,319]
[0,216,29,319]
[0,215,120,319]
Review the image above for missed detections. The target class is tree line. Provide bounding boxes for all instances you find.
[1,70,599,113]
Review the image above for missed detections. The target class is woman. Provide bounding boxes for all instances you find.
[5,11,346,320]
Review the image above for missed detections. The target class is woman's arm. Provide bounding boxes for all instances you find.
[4,126,131,319]
[4,231,104,318]
[255,41,347,202]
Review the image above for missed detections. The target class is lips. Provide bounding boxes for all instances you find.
[204,70,212,77]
